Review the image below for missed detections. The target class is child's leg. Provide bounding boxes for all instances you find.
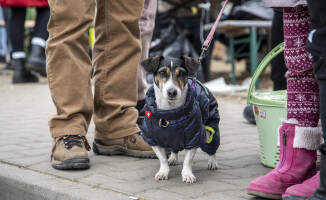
[247,6,322,199]
[283,6,319,127]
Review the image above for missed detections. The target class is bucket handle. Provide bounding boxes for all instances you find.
[247,42,285,105]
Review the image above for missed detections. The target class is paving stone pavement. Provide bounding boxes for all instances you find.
[0,71,271,200]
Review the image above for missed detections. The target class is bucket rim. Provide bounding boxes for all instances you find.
[247,43,285,105]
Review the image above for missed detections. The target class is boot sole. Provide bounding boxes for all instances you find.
[247,190,282,200]
[26,60,47,77]
[93,140,157,159]
[52,157,90,170]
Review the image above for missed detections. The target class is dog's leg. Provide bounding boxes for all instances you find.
[182,148,197,183]
[205,130,218,170]
[152,146,169,180]
[168,152,178,166]
[207,154,218,170]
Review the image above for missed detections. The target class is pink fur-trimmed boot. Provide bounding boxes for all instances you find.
[247,119,322,199]
[283,172,320,198]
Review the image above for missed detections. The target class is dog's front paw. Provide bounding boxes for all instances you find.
[155,171,169,180]
[168,153,178,166]
[208,155,218,170]
[155,166,169,181]
[182,171,196,183]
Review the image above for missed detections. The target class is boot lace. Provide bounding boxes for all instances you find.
[51,135,91,158]
[123,134,137,149]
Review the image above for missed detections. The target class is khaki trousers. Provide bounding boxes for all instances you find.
[46,0,144,140]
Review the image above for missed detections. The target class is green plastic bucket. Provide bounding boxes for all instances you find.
[247,43,286,168]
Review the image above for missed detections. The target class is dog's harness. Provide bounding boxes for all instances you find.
[141,81,205,152]
[141,78,220,154]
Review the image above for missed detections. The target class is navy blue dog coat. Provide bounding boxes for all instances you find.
[141,78,220,155]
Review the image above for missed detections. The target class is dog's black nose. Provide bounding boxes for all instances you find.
[167,88,177,98]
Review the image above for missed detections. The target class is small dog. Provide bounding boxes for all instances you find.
[140,55,220,183]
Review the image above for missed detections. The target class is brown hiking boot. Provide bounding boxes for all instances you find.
[93,133,157,158]
[51,135,91,170]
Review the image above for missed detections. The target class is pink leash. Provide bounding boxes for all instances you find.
[198,0,228,62]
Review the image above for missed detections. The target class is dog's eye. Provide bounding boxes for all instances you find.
[178,71,187,77]
[159,71,167,77]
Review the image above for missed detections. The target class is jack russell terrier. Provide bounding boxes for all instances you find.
[140,55,220,183]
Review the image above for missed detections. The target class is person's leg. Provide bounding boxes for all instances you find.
[3,7,13,70]
[92,0,142,140]
[271,9,287,91]
[0,6,7,61]
[10,7,25,58]
[10,7,38,83]
[136,0,157,125]
[285,82,326,200]
[47,0,95,169]
[92,0,155,158]
[313,79,326,199]
[315,4,326,197]
[283,6,319,127]
[284,1,326,199]
[247,6,322,199]
[32,7,49,41]
[26,6,50,77]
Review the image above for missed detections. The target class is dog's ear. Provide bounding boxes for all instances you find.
[141,55,163,73]
[180,56,200,73]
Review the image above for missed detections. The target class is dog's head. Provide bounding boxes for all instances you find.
[142,56,200,103]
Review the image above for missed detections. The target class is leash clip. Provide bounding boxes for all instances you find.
[198,46,208,62]
[159,119,169,128]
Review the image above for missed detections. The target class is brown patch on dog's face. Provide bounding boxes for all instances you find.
[173,67,188,89]
[154,66,170,89]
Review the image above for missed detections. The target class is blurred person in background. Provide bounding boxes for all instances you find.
[136,0,158,125]
[0,6,6,63]
[0,0,49,83]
